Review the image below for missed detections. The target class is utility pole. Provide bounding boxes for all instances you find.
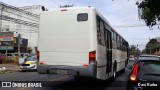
[18,33,21,57]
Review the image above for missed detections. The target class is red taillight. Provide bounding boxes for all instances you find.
[89,51,96,64]
[40,61,44,65]
[130,63,139,82]
[84,64,88,67]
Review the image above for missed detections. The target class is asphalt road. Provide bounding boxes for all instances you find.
[54,68,131,90]
[0,68,131,90]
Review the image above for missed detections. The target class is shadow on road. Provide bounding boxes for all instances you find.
[54,77,114,90]
[47,69,130,90]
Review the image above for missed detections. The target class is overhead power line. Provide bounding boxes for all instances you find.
[114,24,147,28]
[61,0,67,4]
[114,24,160,28]
[49,0,60,6]
[66,0,72,4]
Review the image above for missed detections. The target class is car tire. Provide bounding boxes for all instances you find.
[21,70,26,72]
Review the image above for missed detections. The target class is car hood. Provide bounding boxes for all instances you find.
[138,74,160,81]
[22,61,36,64]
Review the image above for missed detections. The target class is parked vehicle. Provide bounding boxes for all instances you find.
[6,53,15,58]
[18,55,27,65]
[20,55,37,71]
[138,54,159,60]
[126,57,136,69]
[126,55,160,90]
[0,54,3,64]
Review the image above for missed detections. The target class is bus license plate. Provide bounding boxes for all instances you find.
[57,70,67,74]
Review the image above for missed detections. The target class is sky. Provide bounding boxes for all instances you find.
[1,0,160,50]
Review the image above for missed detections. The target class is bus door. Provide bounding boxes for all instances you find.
[105,30,112,74]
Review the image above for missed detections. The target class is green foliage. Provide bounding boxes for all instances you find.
[130,45,136,50]
[142,49,147,54]
[2,58,14,63]
[137,0,160,28]
[129,45,140,56]
[0,70,14,74]
[145,39,160,54]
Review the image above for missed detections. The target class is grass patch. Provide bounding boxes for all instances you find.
[0,70,15,74]
[2,57,14,63]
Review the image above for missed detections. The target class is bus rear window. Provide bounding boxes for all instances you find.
[77,13,88,21]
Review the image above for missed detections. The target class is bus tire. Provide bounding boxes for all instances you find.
[113,67,116,79]
[112,62,117,80]
[74,75,81,80]
[121,68,125,72]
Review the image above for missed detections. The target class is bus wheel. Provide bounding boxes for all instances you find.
[74,75,80,80]
[113,68,116,78]
[112,67,117,80]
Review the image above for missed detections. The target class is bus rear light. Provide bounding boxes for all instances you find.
[89,51,96,64]
[84,64,88,67]
[40,61,44,65]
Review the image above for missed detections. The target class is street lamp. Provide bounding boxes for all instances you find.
[18,33,21,57]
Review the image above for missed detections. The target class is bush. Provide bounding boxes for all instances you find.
[0,70,14,74]
[2,57,6,61]
[2,58,14,63]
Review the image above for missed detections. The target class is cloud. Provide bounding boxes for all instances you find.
[1,0,160,50]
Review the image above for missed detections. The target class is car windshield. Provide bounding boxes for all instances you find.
[138,61,160,75]
[25,56,36,61]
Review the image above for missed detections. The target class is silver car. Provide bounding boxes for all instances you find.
[20,55,37,71]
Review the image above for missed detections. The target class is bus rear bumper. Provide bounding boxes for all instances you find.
[37,64,97,78]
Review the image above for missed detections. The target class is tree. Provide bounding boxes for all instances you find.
[129,45,141,56]
[112,0,160,28]
[136,0,160,28]
[142,49,147,54]
[145,39,160,54]
[27,47,33,54]
[130,45,136,49]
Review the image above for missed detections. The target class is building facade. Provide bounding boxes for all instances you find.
[0,2,47,53]
[19,5,48,15]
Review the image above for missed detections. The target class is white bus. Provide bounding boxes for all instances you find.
[37,7,129,80]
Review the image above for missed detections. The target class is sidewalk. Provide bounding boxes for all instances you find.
[0,63,20,71]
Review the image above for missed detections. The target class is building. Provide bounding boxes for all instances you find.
[0,2,47,54]
[19,5,48,53]
[19,5,48,15]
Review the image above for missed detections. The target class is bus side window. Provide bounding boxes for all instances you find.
[97,17,105,46]
[116,35,120,49]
